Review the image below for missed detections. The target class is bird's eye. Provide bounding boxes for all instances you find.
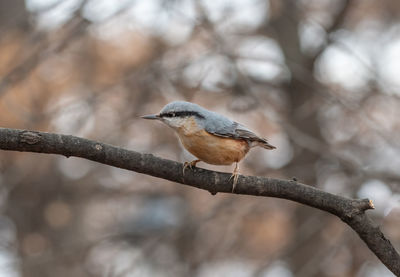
[171,113,175,117]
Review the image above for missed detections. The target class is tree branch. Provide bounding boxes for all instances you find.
[0,127,399,276]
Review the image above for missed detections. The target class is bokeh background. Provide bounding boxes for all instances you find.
[0,0,399,276]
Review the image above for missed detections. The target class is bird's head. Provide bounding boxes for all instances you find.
[141,101,207,130]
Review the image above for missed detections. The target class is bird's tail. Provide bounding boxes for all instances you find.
[253,138,276,150]
[235,128,276,150]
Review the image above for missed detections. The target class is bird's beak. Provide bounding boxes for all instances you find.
[141,114,160,120]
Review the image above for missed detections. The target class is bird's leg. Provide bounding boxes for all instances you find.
[183,159,201,175]
[230,162,240,192]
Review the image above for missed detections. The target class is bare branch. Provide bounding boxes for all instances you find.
[0,127,399,276]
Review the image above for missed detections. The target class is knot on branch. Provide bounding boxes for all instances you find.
[357,198,375,211]
[341,198,375,221]
[20,131,41,145]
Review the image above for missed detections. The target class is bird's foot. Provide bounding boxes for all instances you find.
[230,162,240,193]
[229,172,240,193]
[183,159,201,175]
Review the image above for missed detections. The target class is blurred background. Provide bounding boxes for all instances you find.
[0,0,399,276]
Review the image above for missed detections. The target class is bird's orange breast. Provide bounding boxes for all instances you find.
[176,118,250,165]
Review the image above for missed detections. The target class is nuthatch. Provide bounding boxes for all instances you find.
[142,101,276,192]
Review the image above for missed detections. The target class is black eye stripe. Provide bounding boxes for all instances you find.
[160,111,205,119]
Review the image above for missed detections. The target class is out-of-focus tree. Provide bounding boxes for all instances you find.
[0,0,399,276]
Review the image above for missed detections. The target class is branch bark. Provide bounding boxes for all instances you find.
[0,127,399,276]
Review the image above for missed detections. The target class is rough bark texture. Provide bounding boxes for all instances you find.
[0,127,399,276]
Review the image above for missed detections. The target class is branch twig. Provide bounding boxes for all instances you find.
[0,127,399,276]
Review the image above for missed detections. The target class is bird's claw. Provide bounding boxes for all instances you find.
[230,172,240,192]
[183,160,200,175]
[229,162,240,193]
[183,162,192,175]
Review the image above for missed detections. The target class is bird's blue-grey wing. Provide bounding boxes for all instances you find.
[204,112,276,149]
[203,112,239,137]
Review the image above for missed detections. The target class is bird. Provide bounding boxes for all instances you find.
[141,101,276,192]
